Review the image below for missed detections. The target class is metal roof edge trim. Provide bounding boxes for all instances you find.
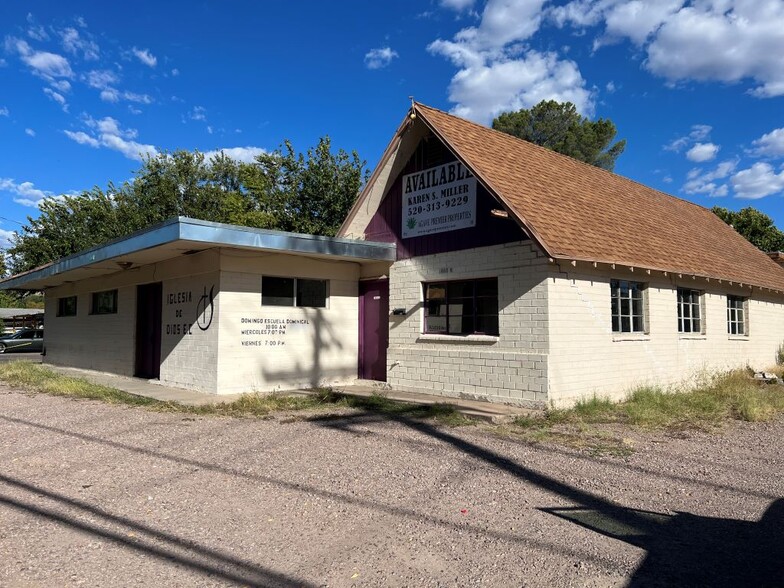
[0,217,395,290]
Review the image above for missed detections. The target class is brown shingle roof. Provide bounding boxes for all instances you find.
[415,102,784,292]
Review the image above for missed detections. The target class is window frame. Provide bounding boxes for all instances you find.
[261,276,329,309]
[422,277,499,336]
[57,295,77,317]
[677,287,704,334]
[727,295,748,336]
[610,279,647,334]
[90,289,118,315]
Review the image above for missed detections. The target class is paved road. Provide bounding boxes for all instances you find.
[1,384,782,587]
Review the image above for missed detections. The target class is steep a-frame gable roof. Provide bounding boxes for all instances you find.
[343,102,784,293]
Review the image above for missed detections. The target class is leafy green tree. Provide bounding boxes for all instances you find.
[492,100,626,171]
[7,139,366,274]
[253,137,367,236]
[712,206,784,252]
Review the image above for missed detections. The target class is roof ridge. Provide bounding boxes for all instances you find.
[413,101,712,216]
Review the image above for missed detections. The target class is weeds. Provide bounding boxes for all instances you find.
[0,361,472,425]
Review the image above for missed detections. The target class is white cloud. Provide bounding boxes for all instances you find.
[100,88,120,102]
[171,68,180,76]
[664,124,711,152]
[429,0,593,123]
[553,1,784,98]
[682,159,738,197]
[207,125,214,134]
[43,87,68,112]
[0,177,53,208]
[364,46,399,69]
[132,47,157,67]
[751,127,784,158]
[64,130,100,147]
[25,128,35,137]
[731,162,784,199]
[0,229,15,249]
[85,69,119,89]
[0,106,8,116]
[9,38,73,81]
[122,91,153,104]
[60,27,99,60]
[190,106,207,121]
[50,79,71,93]
[441,0,476,10]
[686,142,719,163]
[65,116,157,161]
[203,147,267,164]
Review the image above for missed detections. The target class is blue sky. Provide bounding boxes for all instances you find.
[2,1,784,249]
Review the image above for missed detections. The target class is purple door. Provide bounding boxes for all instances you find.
[359,279,389,381]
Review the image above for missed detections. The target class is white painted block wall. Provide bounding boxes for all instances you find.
[386,241,550,406]
[547,265,784,407]
[215,252,361,394]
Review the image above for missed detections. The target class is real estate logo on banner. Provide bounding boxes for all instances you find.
[401,161,477,239]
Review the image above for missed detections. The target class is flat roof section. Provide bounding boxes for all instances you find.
[0,217,396,291]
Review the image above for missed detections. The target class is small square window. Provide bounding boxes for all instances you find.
[262,277,295,306]
[91,290,118,315]
[57,296,77,317]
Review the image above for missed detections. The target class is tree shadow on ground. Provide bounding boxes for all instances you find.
[0,473,311,587]
[307,407,784,587]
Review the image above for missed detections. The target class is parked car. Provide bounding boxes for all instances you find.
[0,329,44,353]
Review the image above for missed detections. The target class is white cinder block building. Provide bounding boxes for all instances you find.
[4,102,784,407]
[338,103,784,407]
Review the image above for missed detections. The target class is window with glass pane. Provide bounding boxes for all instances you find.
[610,280,645,333]
[263,276,328,308]
[727,295,746,335]
[91,290,117,315]
[677,288,702,333]
[423,278,498,336]
[57,296,77,317]
[296,279,327,308]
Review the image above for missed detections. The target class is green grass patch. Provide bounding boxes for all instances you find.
[0,361,472,425]
[513,369,784,436]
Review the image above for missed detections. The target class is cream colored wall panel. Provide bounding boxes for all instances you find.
[547,265,784,407]
[159,271,221,393]
[216,258,360,394]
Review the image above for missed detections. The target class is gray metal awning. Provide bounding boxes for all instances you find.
[0,217,396,291]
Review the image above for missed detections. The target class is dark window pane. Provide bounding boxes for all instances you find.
[620,298,630,316]
[58,296,77,317]
[262,277,294,306]
[91,290,117,315]
[296,279,327,308]
[621,316,630,332]
[612,315,620,332]
[476,297,498,315]
[448,282,474,298]
[476,280,497,297]
[476,315,498,336]
[632,298,643,317]
[633,316,643,332]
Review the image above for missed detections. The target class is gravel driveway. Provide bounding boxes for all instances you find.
[1,383,782,587]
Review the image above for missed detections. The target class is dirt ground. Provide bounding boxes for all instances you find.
[1,383,782,588]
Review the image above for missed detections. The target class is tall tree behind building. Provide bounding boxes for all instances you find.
[7,138,367,274]
[712,206,784,252]
[492,100,626,171]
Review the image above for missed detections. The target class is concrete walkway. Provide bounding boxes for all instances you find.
[42,363,533,422]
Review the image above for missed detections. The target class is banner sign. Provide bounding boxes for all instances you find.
[401,161,477,239]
